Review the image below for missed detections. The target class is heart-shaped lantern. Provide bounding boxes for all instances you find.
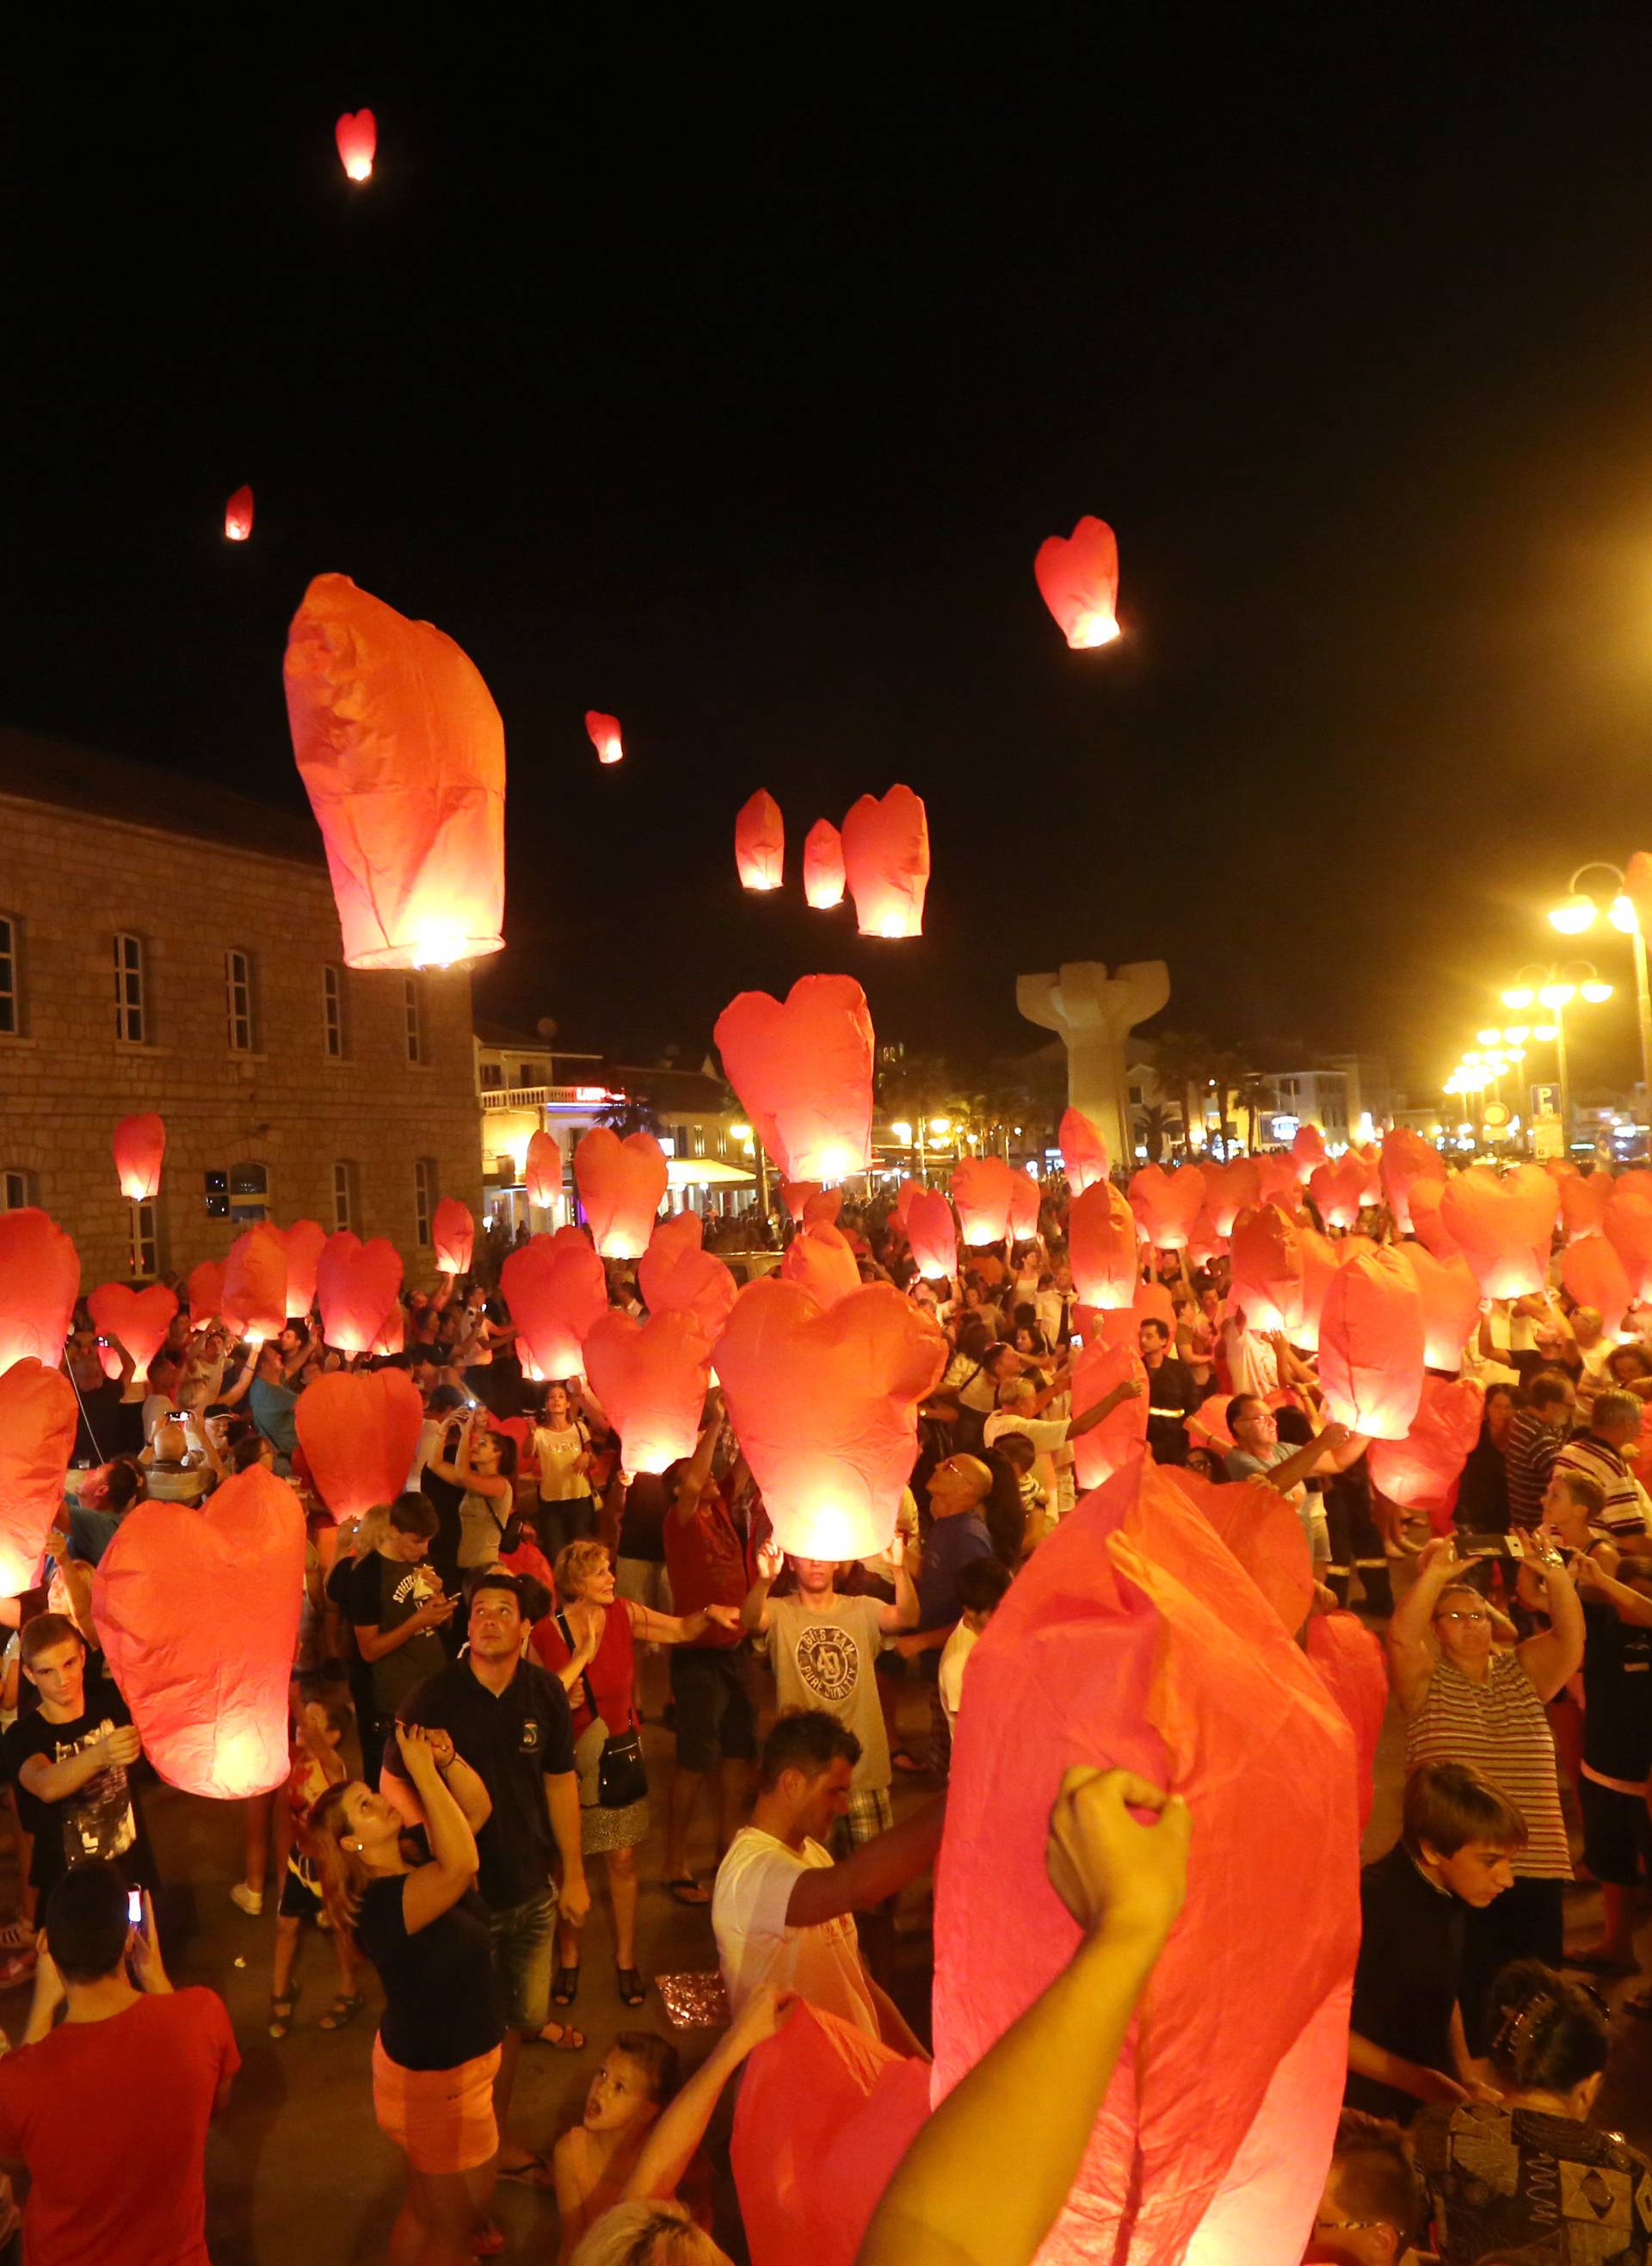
[583,1308,712,1474]
[223,486,254,543]
[1068,1181,1138,1310]
[1008,1171,1040,1244]
[1230,1204,1304,1337]
[1058,1106,1111,1194]
[1309,1155,1369,1232]
[316,1232,404,1354]
[780,1181,822,1224]
[841,786,929,938]
[1255,1152,1301,1209]
[1128,1163,1205,1252]
[905,1189,958,1282]
[86,1282,178,1384]
[638,1215,737,1344]
[1560,1171,1613,1243]
[221,1221,287,1343]
[951,1156,1019,1248]
[526,1128,563,1212]
[281,1219,327,1319]
[0,1208,80,1374]
[574,1128,668,1259]
[892,1180,919,1233]
[1378,1128,1446,1234]
[715,975,874,1187]
[1069,1331,1150,1491]
[1368,1374,1485,1524]
[1561,1234,1633,1337]
[187,1260,224,1329]
[713,1279,946,1559]
[1291,1124,1328,1185]
[1318,1247,1426,1440]
[1407,1175,1461,1262]
[502,1228,609,1380]
[803,819,846,910]
[780,1223,862,1309]
[0,1359,77,1594]
[1203,1157,1261,1237]
[1396,1243,1482,1373]
[111,1112,165,1201]
[1440,1165,1558,1300]
[585,710,623,766]
[93,1465,306,1797]
[1606,1188,1652,1304]
[432,1196,475,1276]
[335,109,377,182]
[1033,514,1120,649]
[735,789,785,891]
[295,1367,424,1523]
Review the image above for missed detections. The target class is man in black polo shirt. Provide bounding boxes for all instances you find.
[384,1570,587,2177]
[1137,1316,1199,1466]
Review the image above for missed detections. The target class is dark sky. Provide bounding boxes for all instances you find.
[9,10,1652,1103]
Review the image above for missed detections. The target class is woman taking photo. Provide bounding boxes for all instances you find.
[532,1541,741,2012]
[427,1417,519,1577]
[532,1382,598,1559]
[311,1722,502,2266]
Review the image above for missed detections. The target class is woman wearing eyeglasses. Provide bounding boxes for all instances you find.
[1389,1535,1584,2053]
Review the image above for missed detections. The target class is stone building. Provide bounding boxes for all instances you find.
[0,729,481,1287]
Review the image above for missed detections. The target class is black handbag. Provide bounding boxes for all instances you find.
[558,1612,648,1809]
[484,1492,526,1555]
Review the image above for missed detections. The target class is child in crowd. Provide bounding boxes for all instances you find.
[268,1697,361,2038]
[552,2033,702,2262]
[938,1556,1014,1743]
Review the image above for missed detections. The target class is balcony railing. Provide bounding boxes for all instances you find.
[478,1084,614,1109]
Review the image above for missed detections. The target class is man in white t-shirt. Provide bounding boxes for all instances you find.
[711,1709,941,2050]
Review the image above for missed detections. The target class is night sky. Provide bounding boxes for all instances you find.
[9,11,1652,1102]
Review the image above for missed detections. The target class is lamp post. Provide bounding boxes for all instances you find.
[1500,961,1613,1154]
[1547,861,1652,1129]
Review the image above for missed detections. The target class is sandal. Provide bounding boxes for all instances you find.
[533,2017,586,2051]
[497,2153,557,2186]
[268,1991,298,2040]
[615,1964,647,2008]
[317,1991,366,2031]
[663,1874,711,1907]
[552,1963,581,2008]
[891,1750,931,1775]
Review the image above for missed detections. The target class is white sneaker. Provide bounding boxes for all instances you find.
[230,1884,264,1917]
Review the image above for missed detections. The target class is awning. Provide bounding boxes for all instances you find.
[667,1158,755,1188]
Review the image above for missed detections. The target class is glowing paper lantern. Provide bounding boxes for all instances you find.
[1168,1462,1313,1637]
[1291,1124,1328,1183]
[111,1112,165,1201]
[502,1228,609,1382]
[781,1222,861,1308]
[1256,1152,1301,1209]
[1396,1243,1482,1373]
[284,573,505,971]
[0,1208,80,1373]
[1069,1180,1140,1310]
[92,1466,305,1799]
[803,819,846,910]
[1292,1226,1341,1354]
[1033,514,1120,649]
[432,1196,474,1276]
[583,1307,712,1474]
[335,108,376,182]
[934,1457,1360,2263]
[780,1181,822,1224]
[274,1220,324,1322]
[892,1180,919,1233]
[1230,1204,1304,1337]
[1309,1155,1368,1232]
[295,1367,424,1524]
[715,976,874,1186]
[1203,1157,1261,1238]
[584,710,623,766]
[841,786,929,939]
[712,1279,946,1558]
[1440,1164,1559,1300]
[1562,1234,1633,1337]
[1408,1175,1462,1262]
[1606,1189,1652,1304]
[1127,1163,1205,1252]
[950,1157,1016,1248]
[0,1360,77,1595]
[574,1127,668,1259]
[1306,1611,1390,1834]
[905,1189,958,1282]
[1367,1374,1484,1522]
[372,1300,405,1358]
[1059,1108,1111,1194]
[735,789,785,892]
[315,1232,403,1355]
[1132,1281,1176,1335]
[1560,1172,1612,1242]
[1379,1128,1446,1236]
[187,1261,224,1329]
[221,1223,288,1345]
[224,485,254,543]
[1008,1171,1040,1244]
[86,1282,178,1385]
[1069,1334,1149,1490]
[526,1128,563,1212]
[1187,1209,1224,1269]
[802,1188,843,1228]
[1318,1246,1425,1440]
[639,1216,738,1344]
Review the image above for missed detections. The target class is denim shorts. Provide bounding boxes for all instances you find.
[488,1887,558,2033]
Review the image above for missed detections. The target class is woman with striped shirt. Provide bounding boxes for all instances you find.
[1389,1534,1584,2051]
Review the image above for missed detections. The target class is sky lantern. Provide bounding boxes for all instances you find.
[280,1219,327,1319]
[295,1368,423,1524]
[1058,1107,1110,1193]
[1128,1162,1205,1251]
[714,974,874,1185]
[574,1127,669,1258]
[1562,1233,1633,1337]
[1133,1280,1176,1333]
[526,1127,563,1212]
[219,1223,288,1344]
[1033,514,1120,649]
[1008,1170,1040,1244]
[1396,1243,1482,1373]
[86,1282,177,1384]
[502,1227,609,1380]
[1293,1226,1342,1354]
[1069,1334,1149,1490]
[284,572,506,972]
[933,1456,1360,2263]
[892,1179,919,1233]
[1291,1123,1328,1183]
[93,1466,305,1799]
[224,485,254,543]
[712,1278,946,1559]
[111,1111,165,1201]
[735,789,785,891]
[0,1359,77,1595]
[951,1156,1019,1247]
[315,1231,403,1355]
[372,1301,405,1358]
[1168,1460,1314,1637]
[1069,1181,1138,1309]
[187,1260,224,1330]
[780,1181,823,1224]
[1559,1171,1613,1242]
[841,785,929,938]
[780,1222,862,1308]
[1606,1188,1652,1304]
[584,709,624,766]
[801,1188,842,1228]
[1203,1156,1260,1237]
[432,1196,475,1276]
[335,108,377,182]
[1441,1164,1558,1299]
[1368,1374,1485,1528]
[583,1308,712,1474]
[905,1189,958,1281]
[638,1213,737,1343]
[1309,1154,1368,1232]
[1255,1152,1301,1210]
[1305,1612,1390,1834]
[0,1207,80,1374]
[1378,1128,1446,1235]
[1319,1246,1426,1440]
[803,819,846,909]
[1230,1203,1304,1337]
[1187,1209,1224,1269]
[1407,1174,1461,1262]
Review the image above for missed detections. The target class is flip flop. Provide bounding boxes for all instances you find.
[533,2019,586,2051]
[663,1874,711,1906]
[891,1750,930,1775]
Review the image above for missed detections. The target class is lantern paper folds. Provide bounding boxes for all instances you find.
[112,1112,165,1201]
[1068,1181,1138,1310]
[1059,1108,1110,1193]
[316,1232,403,1355]
[714,976,874,1187]
[585,710,624,765]
[905,1189,958,1283]
[1128,1163,1205,1252]
[526,1128,563,1212]
[284,573,506,972]
[0,1208,81,1374]
[780,1222,862,1309]
[1396,1243,1482,1374]
[222,1223,288,1344]
[1440,1165,1559,1300]
[638,1215,738,1345]
[583,1308,712,1474]
[295,1367,424,1523]
[803,819,847,910]
[282,1219,327,1320]
[1033,515,1120,649]
[502,1229,609,1381]
[1318,1247,1426,1440]
[735,790,785,892]
[951,1156,1019,1248]
[432,1196,475,1276]
[87,1282,178,1384]
[574,1128,668,1259]
[841,786,929,938]
[1367,1374,1484,1521]
[0,1359,77,1595]
[336,108,377,182]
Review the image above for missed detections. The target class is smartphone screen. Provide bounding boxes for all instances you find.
[126,1888,143,1926]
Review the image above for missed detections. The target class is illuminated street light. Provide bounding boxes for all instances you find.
[1476,1027,1501,1045]
[1609,894,1638,934]
[1538,982,1575,1010]
[1501,1025,1531,1043]
[891,1119,912,1143]
[929,1116,951,1134]
[1502,986,1537,1010]
[1548,893,1593,935]
[1581,979,1614,1005]
[1544,860,1652,1114]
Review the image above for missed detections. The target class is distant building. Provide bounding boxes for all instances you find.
[0,729,480,1286]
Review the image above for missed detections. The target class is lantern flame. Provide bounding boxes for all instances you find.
[1071,608,1120,647]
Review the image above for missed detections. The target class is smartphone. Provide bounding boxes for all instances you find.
[1458,1534,1528,1560]
[126,1888,143,1926]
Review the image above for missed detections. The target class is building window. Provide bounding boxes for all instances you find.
[414,1157,436,1246]
[113,933,146,1044]
[520,1062,535,1087]
[479,1062,502,1090]
[332,1160,358,1232]
[228,1162,269,1223]
[2,1168,31,1210]
[404,978,424,1065]
[128,1200,157,1278]
[323,965,346,1059]
[1127,1084,1143,1108]
[692,1124,706,1158]
[715,1127,728,1158]
[0,915,19,1036]
[225,948,256,1053]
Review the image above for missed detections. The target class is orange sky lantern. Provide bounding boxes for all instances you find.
[1395,1243,1482,1373]
[905,1189,958,1281]
[1128,1162,1205,1251]
[1368,1375,1485,1524]
[780,1221,862,1308]
[432,1196,475,1276]
[502,1228,608,1380]
[1310,1154,1368,1232]
[952,1156,1018,1247]
[735,789,785,891]
[585,710,624,766]
[1440,1164,1559,1300]
[112,1112,165,1200]
[715,974,874,1186]
[335,109,377,182]
[0,1209,80,1374]
[0,1359,77,1595]
[87,1282,177,1384]
[803,819,847,909]
[220,1222,287,1344]
[1069,1332,1150,1490]
[1033,514,1120,649]
[295,1368,424,1524]
[1319,1247,1426,1439]
[574,1128,669,1259]
[188,1260,224,1330]
[841,786,929,938]
[526,1128,563,1212]
[638,1214,737,1344]
[1559,1171,1612,1241]
[1007,1170,1040,1244]
[1561,1233,1633,1337]
[583,1308,712,1473]
[1069,1180,1139,1309]
[1203,1156,1261,1237]
[280,1219,327,1319]
[1058,1107,1110,1193]
[224,485,254,542]
[315,1231,402,1355]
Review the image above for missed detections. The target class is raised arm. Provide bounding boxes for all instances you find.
[741,1535,784,1633]
[625,1988,796,2203]
[875,1531,920,1634]
[786,1796,946,1929]
[1386,1534,1458,1713]
[395,1725,481,1933]
[1516,1555,1584,1701]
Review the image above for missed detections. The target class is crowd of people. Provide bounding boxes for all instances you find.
[0,1164,1649,2264]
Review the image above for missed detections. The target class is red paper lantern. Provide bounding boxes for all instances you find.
[1187,1208,1224,1269]
[1408,1175,1462,1262]
[583,1307,712,1474]
[0,1359,77,1595]
[715,975,874,1185]
[335,108,377,182]
[111,1112,165,1201]
[951,1156,1019,1248]
[780,1181,822,1224]
[1606,1188,1652,1303]
[220,1223,287,1344]
[1133,1281,1176,1334]
[1292,1124,1328,1183]
[1033,514,1120,649]
[224,485,254,543]
[526,1128,563,1211]
[284,573,505,971]
[780,1222,862,1308]
[1379,1128,1446,1235]
[295,1368,423,1523]
[432,1196,475,1276]
[1560,1172,1612,1241]
[315,1232,403,1355]
[803,819,846,910]
[86,1282,178,1385]
[1368,1374,1484,1520]
[187,1260,224,1329]
[638,1214,737,1344]
[1203,1157,1261,1237]
[905,1189,958,1282]
[712,1279,946,1558]
[1562,1234,1633,1336]
[93,1466,305,1798]
[841,786,929,938]
[802,1189,842,1228]
[0,1208,80,1374]
[1058,1107,1110,1193]
[502,1228,610,1381]
[1440,1164,1558,1300]
[735,789,785,891]
[1318,1247,1426,1440]
[1069,1180,1139,1310]
[574,1127,668,1259]
[280,1219,327,1319]
[1230,1204,1304,1337]
[1008,1170,1040,1244]
[1309,1155,1368,1232]
[1396,1243,1482,1373]
[584,709,623,766]
[373,1301,405,1358]
[1069,1334,1149,1490]
[1128,1162,1205,1251]
[1256,1152,1301,1209]
[1169,1462,1314,1637]
[891,1180,919,1233]
[1306,1612,1390,1834]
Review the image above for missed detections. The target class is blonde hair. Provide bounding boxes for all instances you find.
[569,2202,730,2266]
[557,1538,612,1602]
[997,1375,1036,1409]
[307,1781,373,1933]
[352,1503,391,1557]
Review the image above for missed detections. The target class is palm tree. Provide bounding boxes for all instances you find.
[596,1090,665,1140]
[1134,1101,1174,1165]
[1147,1029,1217,1159]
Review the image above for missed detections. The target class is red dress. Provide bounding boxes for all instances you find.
[531,1601,636,1738]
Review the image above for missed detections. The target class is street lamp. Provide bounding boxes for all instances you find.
[1500,960,1614,1152]
[1545,860,1652,1115]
